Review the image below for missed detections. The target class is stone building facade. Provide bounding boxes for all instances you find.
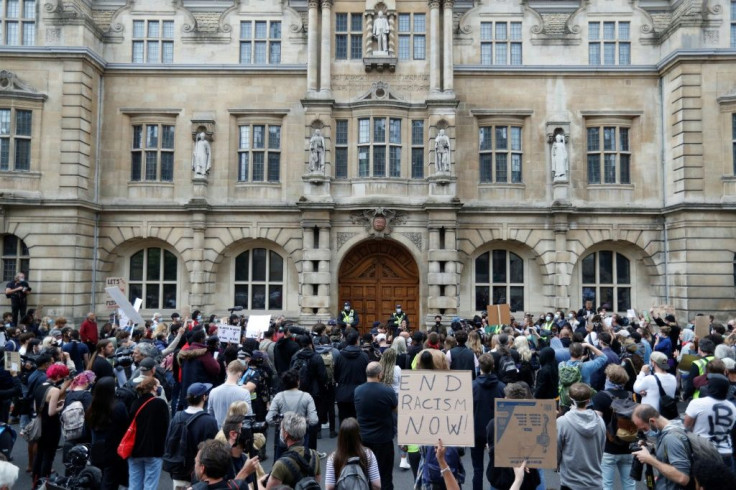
[1,0,736,328]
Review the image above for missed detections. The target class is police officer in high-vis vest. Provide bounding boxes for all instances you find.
[387,304,409,337]
[683,337,716,400]
[337,301,359,331]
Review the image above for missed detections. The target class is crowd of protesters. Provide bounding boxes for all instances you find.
[0,302,732,490]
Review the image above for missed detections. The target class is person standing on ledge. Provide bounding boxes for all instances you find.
[5,271,31,326]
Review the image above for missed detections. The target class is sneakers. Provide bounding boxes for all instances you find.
[399,457,411,470]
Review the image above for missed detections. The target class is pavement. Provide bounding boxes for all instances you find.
[8,422,650,489]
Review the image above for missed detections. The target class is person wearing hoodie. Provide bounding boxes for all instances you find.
[290,334,327,451]
[533,347,559,400]
[334,330,369,424]
[272,324,300,376]
[177,328,221,411]
[471,353,505,490]
[557,382,606,490]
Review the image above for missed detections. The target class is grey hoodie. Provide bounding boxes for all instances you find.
[557,408,606,490]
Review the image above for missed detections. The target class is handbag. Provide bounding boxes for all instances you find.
[654,374,679,419]
[117,396,156,460]
[22,416,42,442]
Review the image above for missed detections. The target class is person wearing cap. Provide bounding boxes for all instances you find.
[338,301,359,331]
[684,373,736,470]
[208,360,252,427]
[387,305,408,337]
[166,381,219,488]
[633,351,677,413]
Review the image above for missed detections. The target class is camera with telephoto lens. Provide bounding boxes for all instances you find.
[42,444,101,490]
[113,348,134,368]
[629,437,654,481]
[239,414,268,457]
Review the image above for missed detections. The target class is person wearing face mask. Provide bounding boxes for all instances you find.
[542,313,555,331]
[337,301,359,331]
[633,352,677,414]
[631,404,691,490]
[387,305,409,337]
[4,271,31,327]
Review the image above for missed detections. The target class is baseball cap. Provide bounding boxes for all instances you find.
[252,351,267,361]
[139,357,156,373]
[187,382,213,397]
[376,333,386,342]
[650,352,669,371]
[49,329,62,338]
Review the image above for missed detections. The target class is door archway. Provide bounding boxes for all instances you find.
[338,240,419,334]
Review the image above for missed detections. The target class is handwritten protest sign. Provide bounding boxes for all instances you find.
[694,316,710,339]
[487,304,511,326]
[105,277,126,310]
[4,351,19,372]
[105,287,144,326]
[218,324,242,344]
[398,371,473,446]
[653,305,676,320]
[246,315,271,339]
[494,399,557,469]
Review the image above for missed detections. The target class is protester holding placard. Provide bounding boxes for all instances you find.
[471,353,505,490]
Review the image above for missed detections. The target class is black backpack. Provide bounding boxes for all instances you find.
[280,449,321,490]
[653,374,679,420]
[498,355,519,383]
[115,385,138,412]
[162,411,207,477]
[290,354,311,392]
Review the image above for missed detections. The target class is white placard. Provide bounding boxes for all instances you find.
[604,317,613,327]
[217,324,242,344]
[627,309,636,319]
[105,287,145,325]
[246,315,271,338]
[133,298,142,311]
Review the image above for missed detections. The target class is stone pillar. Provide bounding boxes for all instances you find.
[320,0,333,96]
[307,0,319,94]
[429,0,441,94]
[442,0,454,94]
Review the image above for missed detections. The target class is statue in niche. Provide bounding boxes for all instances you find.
[373,10,390,54]
[192,131,211,176]
[434,129,451,173]
[551,132,568,182]
[308,129,325,173]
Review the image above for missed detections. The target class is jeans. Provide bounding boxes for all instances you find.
[470,443,485,490]
[128,457,163,490]
[601,452,636,490]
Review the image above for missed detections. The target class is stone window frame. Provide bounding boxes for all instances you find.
[1,234,29,282]
[334,119,349,179]
[580,250,632,312]
[410,119,424,179]
[127,246,179,311]
[0,97,43,175]
[233,247,285,311]
[397,12,426,61]
[335,12,363,60]
[0,106,31,171]
[478,124,523,184]
[584,120,631,186]
[236,122,281,183]
[132,19,174,64]
[473,112,530,186]
[588,20,631,66]
[480,20,522,66]
[239,20,281,65]
[1,0,35,46]
[731,1,736,48]
[473,249,525,313]
[357,116,403,178]
[732,113,736,175]
[128,115,177,183]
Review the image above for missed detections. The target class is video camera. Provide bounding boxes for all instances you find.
[43,444,101,490]
[239,414,268,457]
[113,348,134,368]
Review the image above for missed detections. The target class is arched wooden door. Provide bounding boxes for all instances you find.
[338,240,419,334]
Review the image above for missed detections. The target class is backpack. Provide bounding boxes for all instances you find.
[60,400,86,441]
[602,392,639,446]
[162,411,207,476]
[280,449,321,490]
[667,426,722,490]
[290,354,311,391]
[0,423,17,461]
[654,374,679,420]
[498,355,519,383]
[317,348,335,385]
[558,362,582,408]
[335,456,370,490]
[115,385,139,412]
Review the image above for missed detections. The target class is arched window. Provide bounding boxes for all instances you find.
[581,250,630,311]
[128,247,177,309]
[234,248,283,310]
[475,250,524,311]
[1,235,29,281]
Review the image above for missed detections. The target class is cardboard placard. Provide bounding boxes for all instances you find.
[653,305,676,320]
[398,371,473,446]
[694,316,710,339]
[105,277,126,310]
[4,351,19,372]
[105,287,144,326]
[246,315,271,339]
[218,324,242,344]
[487,304,511,326]
[494,399,557,469]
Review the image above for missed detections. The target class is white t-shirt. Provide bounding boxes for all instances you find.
[685,396,736,454]
[632,372,677,412]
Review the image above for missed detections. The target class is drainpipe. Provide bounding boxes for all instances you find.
[659,76,669,304]
[91,73,104,311]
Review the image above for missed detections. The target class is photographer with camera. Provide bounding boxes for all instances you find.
[631,404,691,490]
[220,414,263,482]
